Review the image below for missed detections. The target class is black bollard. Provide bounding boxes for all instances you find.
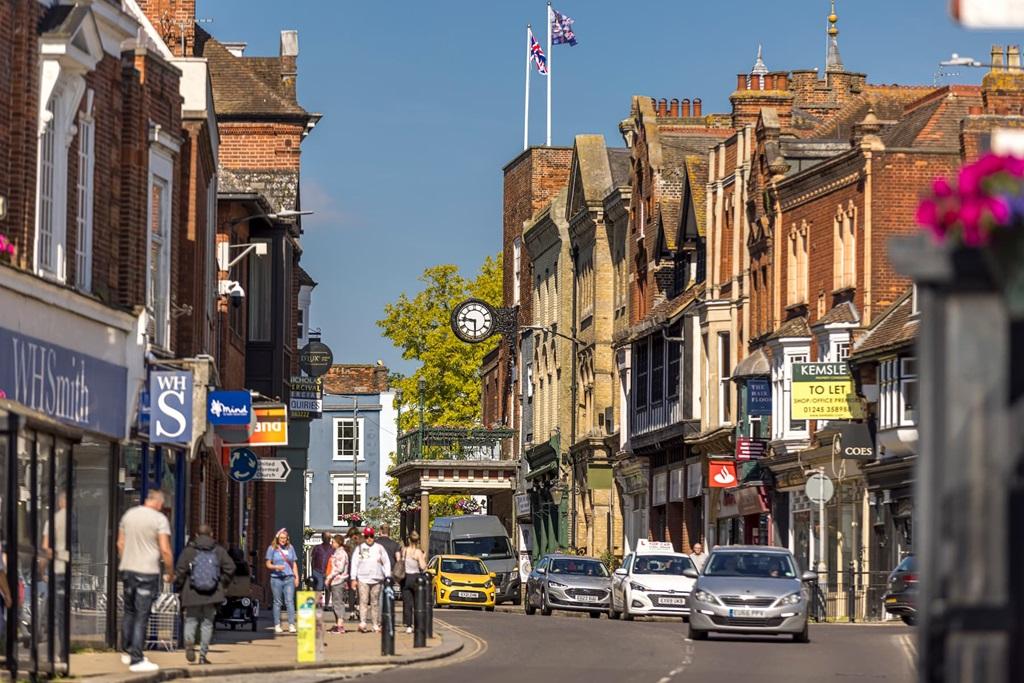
[425,580,434,639]
[846,562,856,624]
[381,577,396,656]
[413,573,428,648]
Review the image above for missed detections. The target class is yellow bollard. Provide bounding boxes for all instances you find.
[296,591,319,663]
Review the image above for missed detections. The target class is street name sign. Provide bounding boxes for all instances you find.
[254,458,292,482]
[791,362,863,420]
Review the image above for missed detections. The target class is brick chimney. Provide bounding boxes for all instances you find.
[136,0,197,56]
[983,45,1024,115]
[729,71,793,130]
[280,30,299,100]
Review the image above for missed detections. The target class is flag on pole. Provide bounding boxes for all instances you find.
[529,28,548,75]
[550,7,577,46]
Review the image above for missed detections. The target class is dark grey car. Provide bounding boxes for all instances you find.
[685,546,816,642]
[524,554,611,618]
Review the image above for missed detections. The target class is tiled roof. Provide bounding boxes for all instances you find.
[684,155,708,238]
[766,315,811,340]
[619,285,703,344]
[813,301,860,327]
[882,87,983,151]
[607,149,631,188]
[804,87,934,141]
[297,266,317,288]
[194,27,308,118]
[851,289,917,358]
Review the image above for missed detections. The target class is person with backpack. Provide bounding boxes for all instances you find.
[174,524,235,664]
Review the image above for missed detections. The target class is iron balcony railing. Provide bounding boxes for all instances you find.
[396,426,516,464]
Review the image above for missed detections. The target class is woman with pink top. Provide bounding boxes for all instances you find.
[325,535,350,633]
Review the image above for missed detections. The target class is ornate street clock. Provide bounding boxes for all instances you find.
[451,299,496,343]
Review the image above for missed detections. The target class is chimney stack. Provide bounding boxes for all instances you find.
[681,98,691,117]
[1009,45,1022,72]
[280,30,299,100]
[992,44,1006,73]
[669,99,679,117]
[737,74,747,91]
[693,98,702,117]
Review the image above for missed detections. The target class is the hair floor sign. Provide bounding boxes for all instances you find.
[791,362,863,420]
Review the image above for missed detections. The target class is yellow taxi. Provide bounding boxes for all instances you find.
[427,554,497,611]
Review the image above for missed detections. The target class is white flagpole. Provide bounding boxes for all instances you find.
[546,2,552,146]
[524,25,531,151]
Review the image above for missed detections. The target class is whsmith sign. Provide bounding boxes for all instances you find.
[0,325,127,437]
[791,362,863,420]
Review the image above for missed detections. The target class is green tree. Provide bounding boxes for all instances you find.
[378,254,502,433]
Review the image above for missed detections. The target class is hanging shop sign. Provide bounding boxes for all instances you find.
[833,422,876,460]
[953,1,1024,27]
[747,378,772,416]
[289,375,323,419]
[208,390,252,425]
[708,461,738,488]
[515,493,532,519]
[791,362,864,420]
[735,436,767,461]
[149,370,193,445]
[298,340,334,378]
[736,486,769,516]
[0,325,128,438]
[245,405,289,447]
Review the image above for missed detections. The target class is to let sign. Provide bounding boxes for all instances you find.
[791,362,863,420]
[289,375,323,419]
[150,371,192,445]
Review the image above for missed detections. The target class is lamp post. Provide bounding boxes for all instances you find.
[417,377,426,458]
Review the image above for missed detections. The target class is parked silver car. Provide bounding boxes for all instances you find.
[685,545,815,642]
[524,554,611,618]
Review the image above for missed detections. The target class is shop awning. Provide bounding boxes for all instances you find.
[732,347,770,379]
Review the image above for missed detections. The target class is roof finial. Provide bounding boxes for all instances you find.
[826,0,844,72]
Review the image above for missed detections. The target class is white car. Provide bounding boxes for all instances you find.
[609,541,697,621]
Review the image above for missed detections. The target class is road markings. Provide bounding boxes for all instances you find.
[898,633,917,675]
[412,618,487,670]
[656,638,695,682]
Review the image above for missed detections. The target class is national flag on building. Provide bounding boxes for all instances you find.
[550,7,577,46]
[529,28,548,75]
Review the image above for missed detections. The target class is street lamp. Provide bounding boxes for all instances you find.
[939,53,987,68]
[226,209,314,229]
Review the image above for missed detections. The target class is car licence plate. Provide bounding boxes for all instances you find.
[729,608,766,618]
[885,597,897,604]
[455,591,479,599]
[659,597,686,606]
[575,595,599,603]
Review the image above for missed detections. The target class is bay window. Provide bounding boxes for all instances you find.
[771,346,809,441]
[880,356,917,429]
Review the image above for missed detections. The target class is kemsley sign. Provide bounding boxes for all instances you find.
[791,362,864,420]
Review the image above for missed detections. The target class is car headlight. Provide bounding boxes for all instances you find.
[778,591,803,606]
[693,589,720,605]
[440,576,453,586]
[484,580,494,588]
[549,580,567,588]
[629,581,648,592]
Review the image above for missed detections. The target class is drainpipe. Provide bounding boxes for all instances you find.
[570,245,579,549]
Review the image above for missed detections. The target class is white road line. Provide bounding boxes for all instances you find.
[655,638,694,682]
[899,633,917,675]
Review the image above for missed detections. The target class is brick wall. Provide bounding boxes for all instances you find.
[218,122,305,170]
[135,0,197,57]
[323,364,390,395]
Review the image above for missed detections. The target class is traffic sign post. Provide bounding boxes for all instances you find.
[805,471,834,584]
[254,458,292,482]
[228,448,259,483]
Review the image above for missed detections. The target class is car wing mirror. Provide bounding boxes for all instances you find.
[536,567,546,575]
[613,567,627,576]
[489,572,497,579]
[801,571,818,582]
[682,567,699,579]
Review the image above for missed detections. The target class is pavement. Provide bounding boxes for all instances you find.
[69,617,460,682]
[366,608,918,683]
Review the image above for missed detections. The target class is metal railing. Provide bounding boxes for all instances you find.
[396,427,515,464]
[808,570,893,623]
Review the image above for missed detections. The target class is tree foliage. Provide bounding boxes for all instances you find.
[378,255,502,433]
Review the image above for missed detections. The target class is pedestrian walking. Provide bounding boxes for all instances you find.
[265,528,300,634]
[350,526,391,633]
[344,527,361,620]
[397,531,427,634]
[376,524,401,570]
[174,524,235,664]
[689,542,709,573]
[309,532,333,592]
[324,535,349,634]
[117,490,174,673]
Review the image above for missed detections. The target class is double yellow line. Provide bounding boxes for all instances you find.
[417,618,488,669]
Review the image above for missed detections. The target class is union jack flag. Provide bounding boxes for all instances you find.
[550,7,577,46]
[529,28,548,75]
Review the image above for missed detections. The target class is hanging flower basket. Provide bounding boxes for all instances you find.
[455,498,482,514]
[399,501,422,513]
[343,512,364,526]
[0,234,16,262]
[917,153,1024,316]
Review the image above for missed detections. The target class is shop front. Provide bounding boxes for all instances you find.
[613,459,648,554]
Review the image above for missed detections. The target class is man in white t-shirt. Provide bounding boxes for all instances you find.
[116,490,173,673]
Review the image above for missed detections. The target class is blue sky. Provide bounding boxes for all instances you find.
[201,1,1020,374]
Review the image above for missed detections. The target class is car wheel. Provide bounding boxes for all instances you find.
[251,619,257,632]
[622,602,634,621]
[689,625,708,641]
[900,614,917,626]
[608,604,620,620]
[589,611,601,619]
[541,591,553,616]
[485,606,496,612]
[793,622,810,643]
[525,595,536,615]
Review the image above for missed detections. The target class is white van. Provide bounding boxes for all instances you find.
[429,515,521,604]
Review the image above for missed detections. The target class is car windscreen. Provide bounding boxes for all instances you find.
[632,555,695,575]
[895,555,915,572]
[549,559,609,577]
[441,558,487,575]
[704,552,797,578]
[451,536,513,559]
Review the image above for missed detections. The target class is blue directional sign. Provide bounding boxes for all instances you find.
[229,448,259,483]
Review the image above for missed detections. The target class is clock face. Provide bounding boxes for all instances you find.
[451,299,496,343]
